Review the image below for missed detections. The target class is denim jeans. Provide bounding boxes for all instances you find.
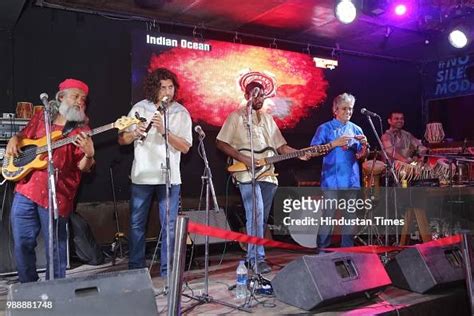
[10,193,68,283]
[238,181,277,264]
[317,190,356,249]
[128,184,180,276]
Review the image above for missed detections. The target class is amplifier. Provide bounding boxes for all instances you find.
[0,118,29,141]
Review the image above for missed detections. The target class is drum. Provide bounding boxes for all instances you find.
[362,159,385,175]
[395,160,435,183]
[16,102,33,119]
[433,159,455,184]
[424,122,445,144]
[362,159,384,187]
[394,161,414,182]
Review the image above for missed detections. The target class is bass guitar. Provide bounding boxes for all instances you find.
[2,116,140,182]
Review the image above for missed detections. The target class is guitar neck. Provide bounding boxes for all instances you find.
[36,123,115,155]
[265,148,309,164]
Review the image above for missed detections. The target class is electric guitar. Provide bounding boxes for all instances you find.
[227,144,331,183]
[2,116,140,182]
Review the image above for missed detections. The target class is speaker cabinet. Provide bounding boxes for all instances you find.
[386,242,465,293]
[7,268,157,316]
[0,183,46,275]
[182,209,230,245]
[272,253,391,310]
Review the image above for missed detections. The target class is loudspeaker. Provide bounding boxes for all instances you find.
[386,242,465,293]
[0,183,46,275]
[7,268,158,316]
[272,253,391,310]
[182,209,230,245]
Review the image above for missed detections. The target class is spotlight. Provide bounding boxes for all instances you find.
[448,28,468,48]
[335,0,357,24]
[394,4,407,16]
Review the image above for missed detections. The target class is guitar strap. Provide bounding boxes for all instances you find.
[62,121,80,137]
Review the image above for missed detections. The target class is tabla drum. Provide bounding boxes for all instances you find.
[433,159,455,184]
[424,122,445,144]
[362,160,385,175]
[362,160,384,187]
[16,102,33,119]
[394,161,411,182]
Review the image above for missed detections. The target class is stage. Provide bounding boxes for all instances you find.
[0,248,469,315]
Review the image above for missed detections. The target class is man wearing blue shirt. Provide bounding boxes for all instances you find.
[310,93,368,248]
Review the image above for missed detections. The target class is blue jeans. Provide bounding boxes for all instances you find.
[128,184,180,276]
[317,190,356,249]
[238,181,277,264]
[10,193,68,283]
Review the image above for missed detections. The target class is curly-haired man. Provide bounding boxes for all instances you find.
[119,68,192,276]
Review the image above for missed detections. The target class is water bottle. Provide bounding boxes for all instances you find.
[236,260,248,299]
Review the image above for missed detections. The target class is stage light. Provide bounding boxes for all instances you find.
[448,28,468,48]
[335,0,357,24]
[394,4,407,16]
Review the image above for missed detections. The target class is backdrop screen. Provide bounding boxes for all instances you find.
[132,31,328,130]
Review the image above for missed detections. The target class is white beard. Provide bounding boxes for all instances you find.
[59,101,86,122]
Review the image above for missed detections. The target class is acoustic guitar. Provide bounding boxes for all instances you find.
[2,116,140,182]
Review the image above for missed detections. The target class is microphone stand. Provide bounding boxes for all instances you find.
[243,97,265,309]
[364,114,399,246]
[182,130,249,314]
[163,101,172,300]
[148,99,171,299]
[109,161,126,265]
[42,96,60,280]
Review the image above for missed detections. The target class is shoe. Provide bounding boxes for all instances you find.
[254,261,271,274]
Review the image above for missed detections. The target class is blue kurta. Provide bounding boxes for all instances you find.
[311,119,364,189]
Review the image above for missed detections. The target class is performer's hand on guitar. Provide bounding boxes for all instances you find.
[298,152,311,161]
[238,154,255,168]
[73,132,95,157]
[5,135,22,158]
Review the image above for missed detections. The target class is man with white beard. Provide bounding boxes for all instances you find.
[5,78,95,282]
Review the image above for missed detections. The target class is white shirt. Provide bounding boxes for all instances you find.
[216,107,286,184]
[127,99,192,185]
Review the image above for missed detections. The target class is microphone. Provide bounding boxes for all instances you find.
[251,87,261,98]
[40,93,49,107]
[247,87,261,109]
[137,96,168,144]
[194,125,206,138]
[360,108,380,118]
[158,96,170,111]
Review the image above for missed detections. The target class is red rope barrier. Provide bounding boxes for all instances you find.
[188,221,305,250]
[187,221,462,254]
